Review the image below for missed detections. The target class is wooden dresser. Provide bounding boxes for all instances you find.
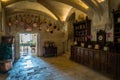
[43,47,57,57]
[70,46,120,80]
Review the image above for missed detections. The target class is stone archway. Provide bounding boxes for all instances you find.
[14,32,41,60]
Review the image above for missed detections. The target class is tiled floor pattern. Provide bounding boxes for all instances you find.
[0,53,111,80]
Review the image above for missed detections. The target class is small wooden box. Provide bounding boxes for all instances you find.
[0,60,12,72]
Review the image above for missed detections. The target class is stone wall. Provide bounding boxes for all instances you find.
[109,0,120,10]
[66,0,114,50]
[66,9,86,52]
[90,1,113,42]
[5,12,65,59]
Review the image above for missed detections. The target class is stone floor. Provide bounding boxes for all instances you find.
[0,53,111,80]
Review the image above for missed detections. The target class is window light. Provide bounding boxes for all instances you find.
[1,0,10,2]
[79,0,89,9]
[97,0,105,3]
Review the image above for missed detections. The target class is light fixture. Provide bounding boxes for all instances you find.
[79,0,89,9]
[1,0,10,2]
[91,0,97,5]
[97,0,104,3]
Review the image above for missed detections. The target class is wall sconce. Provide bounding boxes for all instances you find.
[46,27,50,32]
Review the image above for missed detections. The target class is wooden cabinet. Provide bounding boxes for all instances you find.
[73,17,91,45]
[1,36,15,45]
[1,36,15,63]
[43,47,57,57]
[70,46,120,79]
[0,60,12,72]
[113,10,120,53]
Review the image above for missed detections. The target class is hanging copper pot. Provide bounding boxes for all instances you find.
[33,17,38,27]
[49,23,52,26]
[46,27,50,32]
[57,28,60,31]
[23,14,26,17]
[31,14,34,17]
[8,22,12,26]
[50,30,53,34]
[15,25,18,31]
[54,25,57,29]
[37,15,41,25]
[19,16,24,26]
[25,15,32,24]
[8,17,12,26]
[39,27,42,31]
[25,25,32,31]
[33,22,37,27]
[15,15,19,24]
[44,17,47,23]
[48,20,51,26]
[20,21,24,26]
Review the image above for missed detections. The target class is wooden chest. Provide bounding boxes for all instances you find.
[0,60,12,72]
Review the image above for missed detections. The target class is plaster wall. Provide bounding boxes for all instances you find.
[5,13,65,59]
[66,9,86,52]
[109,0,120,10]
[67,1,114,45]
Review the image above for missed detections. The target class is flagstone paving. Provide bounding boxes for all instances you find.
[0,53,111,80]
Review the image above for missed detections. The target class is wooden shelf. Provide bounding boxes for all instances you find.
[114,36,120,38]
[115,22,120,25]
[114,32,120,34]
[113,9,120,53]
[43,47,57,57]
[70,46,120,79]
[73,17,91,45]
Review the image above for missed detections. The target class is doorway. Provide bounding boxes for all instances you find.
[19,33,37,57]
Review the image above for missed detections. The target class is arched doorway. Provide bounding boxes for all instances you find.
[19,33,38,57]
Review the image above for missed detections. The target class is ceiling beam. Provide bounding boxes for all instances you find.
[51,0,89,14]
[5,8,57,20]
[1,0,23,7]
[94,0,104,13]
[81,0,102,16]
[1,0,104,21]
[3,0,60,21]
[37,0,61,21]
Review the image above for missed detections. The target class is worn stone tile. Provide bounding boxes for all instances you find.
[0,53,111,80]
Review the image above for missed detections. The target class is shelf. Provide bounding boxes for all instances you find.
[114,32,120,34]
[114,42,120,44]
[115,22,120,25]
[113,9,120,54]
[43,47,57,57]
[73,18,91,46]
[114,36,120,38]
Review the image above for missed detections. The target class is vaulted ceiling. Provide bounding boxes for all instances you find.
[1,0,106,21]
